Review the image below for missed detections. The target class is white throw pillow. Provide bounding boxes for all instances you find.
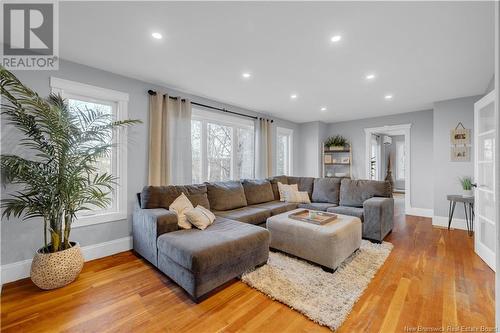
[169,193,194,229]
[285,190,311,204]
[185,205,215,230]
[277,182,298,202]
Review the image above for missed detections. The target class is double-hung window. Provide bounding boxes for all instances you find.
[50,77,129,227]
[276,127,293,176]
[192,109,254,183]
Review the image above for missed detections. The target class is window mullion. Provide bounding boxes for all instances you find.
[231,126,236,180]
[202,120,208,182]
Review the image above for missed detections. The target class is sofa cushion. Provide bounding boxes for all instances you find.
[312,178,342,204]
[339,179,392,207]
[252,200,298,215]
[242,179,275,205]
[287,177,315,199]
[213,206,271,225]
[298,202,338,211]
[157,218,269,273]
[141,185,210,210]
[267,175,288,200]
[327,206,364,222]
[206,181,247,211]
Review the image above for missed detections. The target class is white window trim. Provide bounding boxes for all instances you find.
[276,127,294,176]
[50,77,129,228]
[192,108,255,182]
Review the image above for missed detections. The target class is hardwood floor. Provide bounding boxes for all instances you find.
[1,200,495,333]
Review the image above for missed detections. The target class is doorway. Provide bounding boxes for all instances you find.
[364,124,411,214]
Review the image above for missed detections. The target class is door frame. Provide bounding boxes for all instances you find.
[364,124,412,214]
[474,90,496,271]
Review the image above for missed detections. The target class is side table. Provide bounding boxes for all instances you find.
[446,195,474,236]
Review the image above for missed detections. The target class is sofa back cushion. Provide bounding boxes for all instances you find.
[267,175,288,200]
[141,184,210,210]
[206,181,248,211]
[242,179,275,205]
[312,178,342,204]
[287,177,315,199]
[339,179,392,207]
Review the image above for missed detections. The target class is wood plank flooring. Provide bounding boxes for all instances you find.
[1,199,495,332]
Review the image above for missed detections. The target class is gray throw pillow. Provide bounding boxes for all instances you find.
[242,179,274,205]
[206,181,248,211]
[312,178,342,204]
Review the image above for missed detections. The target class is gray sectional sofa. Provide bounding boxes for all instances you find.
[133,176,393,301]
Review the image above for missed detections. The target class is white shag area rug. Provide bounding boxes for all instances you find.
[241,240,393,331]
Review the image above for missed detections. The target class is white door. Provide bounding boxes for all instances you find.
[474,91,496,271]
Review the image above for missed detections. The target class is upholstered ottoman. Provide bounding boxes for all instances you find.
[266,209,362,271]
[156,217,269,302]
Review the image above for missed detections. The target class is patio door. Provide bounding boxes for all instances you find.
[474,91,496,271]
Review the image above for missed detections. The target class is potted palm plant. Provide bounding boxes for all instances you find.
[0,67,140,289]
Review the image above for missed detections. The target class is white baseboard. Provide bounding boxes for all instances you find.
[406,206,434,218]
[432,216,469,231]
[1,236,132,285]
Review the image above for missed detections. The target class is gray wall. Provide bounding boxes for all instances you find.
[325,110,434,210]
[433,96,481,219]
[294,121,328,177]
[1,60,298,265]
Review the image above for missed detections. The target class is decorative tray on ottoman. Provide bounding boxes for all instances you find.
[288,210,337,225]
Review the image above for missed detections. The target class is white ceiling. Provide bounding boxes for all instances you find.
[58,2,495,123]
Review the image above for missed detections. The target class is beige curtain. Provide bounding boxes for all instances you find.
[148,93,192,185]
[255,118,273,178]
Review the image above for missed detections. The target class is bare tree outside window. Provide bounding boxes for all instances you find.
[207,123,232,181]
[191,110,255,183]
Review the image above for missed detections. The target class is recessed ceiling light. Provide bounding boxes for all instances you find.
[320,107,327,111]
[365,74,376,80]
[290,94,298,99]
[242,72,251,79]
[384,94,393,100]
[152,32,162,39]
[330,35,342,43]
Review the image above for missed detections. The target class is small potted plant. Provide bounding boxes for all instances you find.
[0,67,140,290]
[325,135,349,151]
[459,176,474,197]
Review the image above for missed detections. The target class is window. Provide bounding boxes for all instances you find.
[396,140,406,180]
[192,109,254,182]
[370,135,379,180]
[276,127,293,175]
[50,77,129,227]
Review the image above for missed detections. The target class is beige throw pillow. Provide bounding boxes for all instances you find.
[277,182,298,202]
[169,193,194,229]
[185,205,216,230]
[197,205,216,224]
[285,190,311,204]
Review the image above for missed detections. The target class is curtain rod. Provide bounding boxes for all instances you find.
[148,90,273,122]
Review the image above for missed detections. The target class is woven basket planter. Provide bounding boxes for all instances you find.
[30,242,84,290]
